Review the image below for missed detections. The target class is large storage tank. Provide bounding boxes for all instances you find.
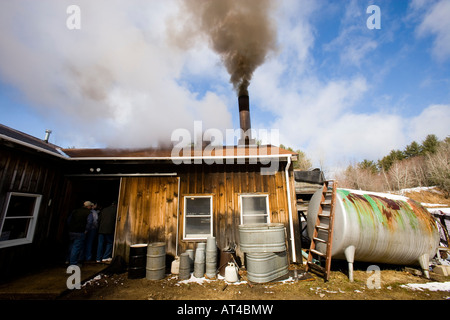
[307,188,440,280]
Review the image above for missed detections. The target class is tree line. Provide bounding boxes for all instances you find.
[337,134,450,196]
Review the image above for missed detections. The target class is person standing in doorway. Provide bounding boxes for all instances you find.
[68,201,93,266]
[84,202,100,261]
[96,202,117,263]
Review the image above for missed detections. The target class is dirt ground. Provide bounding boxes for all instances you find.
[59,262,450,301]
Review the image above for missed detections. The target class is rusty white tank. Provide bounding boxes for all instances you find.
[307,188,440,280]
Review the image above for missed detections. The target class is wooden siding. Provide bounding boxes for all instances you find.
[114,176,179,262]
[113,162,302,263]
[0,145,70,282]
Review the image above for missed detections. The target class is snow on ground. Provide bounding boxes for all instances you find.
[399,186,442,195]
[174,274,248,286]
[400,282,450,292]
[423,203,449,207]
[174,274,298,286]
[341,188,410,202]
[429,207,450,215]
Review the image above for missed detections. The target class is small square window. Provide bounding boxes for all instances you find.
[184,196,213,239]
[0,192,42,248]
[240,195,270,224]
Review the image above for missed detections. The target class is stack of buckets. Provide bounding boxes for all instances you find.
[205,237,217,279]
[175,236,218,280]
[238,223,289,283]
[194,242,206,278]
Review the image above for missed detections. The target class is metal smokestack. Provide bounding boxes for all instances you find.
[44,129,52,143]
[238,95,255,146]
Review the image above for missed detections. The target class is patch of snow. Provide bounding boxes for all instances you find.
[423,203,448,207]
[175,273,248,286]
[342,188,408,202]
[429,208,450,215]
[400,282,450,292]
[81,274,102,287]
[399,186,441,195]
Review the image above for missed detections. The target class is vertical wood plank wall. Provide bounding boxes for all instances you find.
[0,146,70,282]
[114,162,301,263]
[114,176,179,262]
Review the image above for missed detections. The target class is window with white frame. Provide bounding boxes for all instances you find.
[240,194,270,224]
[184,196,213,239]
[0,192,42,248]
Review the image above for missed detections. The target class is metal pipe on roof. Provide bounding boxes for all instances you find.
[44,129,52,143]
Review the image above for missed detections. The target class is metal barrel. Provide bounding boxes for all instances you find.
[238,223,286,253]
[178,253,191,280]
[246,251,289,283]
[146,242,166,280]
[128,244,147,279]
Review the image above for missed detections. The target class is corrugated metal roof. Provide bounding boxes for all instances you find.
[0,123,62,156]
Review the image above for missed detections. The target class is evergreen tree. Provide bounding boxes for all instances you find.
[421,134,439,154]
[378,149,405,172]
[358,159,378,174]
[404,141,422,158]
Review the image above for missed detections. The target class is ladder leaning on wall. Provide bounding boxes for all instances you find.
[305,180,337,282]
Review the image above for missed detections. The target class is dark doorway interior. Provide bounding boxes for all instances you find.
[68,178,121,211]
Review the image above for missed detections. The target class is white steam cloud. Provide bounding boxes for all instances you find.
[0,0,233,148]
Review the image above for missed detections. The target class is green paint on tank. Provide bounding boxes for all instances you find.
[337,189,436,235]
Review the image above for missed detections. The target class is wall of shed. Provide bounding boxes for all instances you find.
[113,162,301,264]
[0,145,70,283]
[114,176,179,263]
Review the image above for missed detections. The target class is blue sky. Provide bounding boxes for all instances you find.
[0,0,449,174]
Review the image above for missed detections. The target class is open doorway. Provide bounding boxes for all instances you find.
[63,177,121,263]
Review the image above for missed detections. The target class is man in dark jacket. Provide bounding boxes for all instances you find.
[68,201,93,266]
[96,202,117,262]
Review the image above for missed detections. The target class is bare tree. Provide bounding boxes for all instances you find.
[426,139,450,197]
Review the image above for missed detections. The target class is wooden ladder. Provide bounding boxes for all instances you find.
[305,180,337,281]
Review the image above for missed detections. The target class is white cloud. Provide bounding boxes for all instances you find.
[408,104,450,142]
[0,0,233,148]
[416,0,450,61]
